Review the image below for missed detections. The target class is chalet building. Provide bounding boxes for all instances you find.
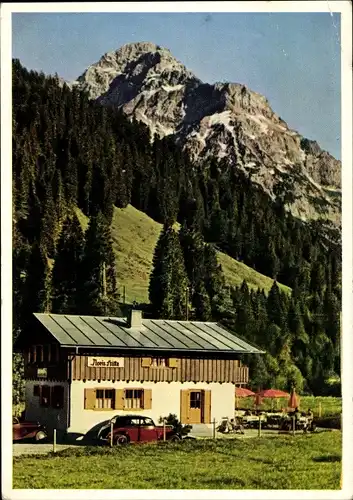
[15,310,263,440]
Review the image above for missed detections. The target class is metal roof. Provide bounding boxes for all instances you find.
[33,313,264,354]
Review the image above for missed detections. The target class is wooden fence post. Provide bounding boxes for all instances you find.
[292,416,295,436]
[213,418,216,439]
[163,418,166,441]
[258,415,262,437]
[110,420,113,448]
[318,402,322,417]
[53,429,57,453]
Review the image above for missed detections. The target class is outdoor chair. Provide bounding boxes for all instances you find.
[231,418,245,434]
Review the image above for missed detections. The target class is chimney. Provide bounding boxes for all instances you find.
[127,309,143,328]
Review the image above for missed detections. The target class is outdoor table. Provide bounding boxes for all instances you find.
[265,413,283,428]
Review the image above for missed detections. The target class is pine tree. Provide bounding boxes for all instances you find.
[235,281,256,339]
[287,298,309,368]
[310,259,325,297]
[179,222,204,286]
[149,225,189,319]
[79,212,119,315]
[13,224,31,335]
[40,184,57,257]
[192,282,212,321]
[21,243,51,326]
[51,214,85,313]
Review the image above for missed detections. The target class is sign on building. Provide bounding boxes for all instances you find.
[87,357,125,368]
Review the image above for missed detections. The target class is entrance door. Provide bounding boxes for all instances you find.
[181,389,211,424]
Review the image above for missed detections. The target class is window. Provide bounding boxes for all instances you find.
[124,389,144,409]
[43,345,50,363]
[85,388,151,411]
[33,385,40,397]
[51,386,64,409]
[190,391,202,409]
[37,345,44,363]
[141,357,178,368]
[54,344,60,363]
[96,389,115,409]
[140,417,154,427]
[29,346,37,364]
[40,385,51,407]
[151,358,169,367]
[127,417,140,426]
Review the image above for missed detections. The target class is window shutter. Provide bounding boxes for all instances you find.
[115,389,125,410]
[169,358,179,368]
[84,388,96,410]
[180,389,190,424]
[141,357,151,367]
[203,390,211,424]
[143,389,152,409]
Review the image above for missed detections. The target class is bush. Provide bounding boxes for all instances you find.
[158,413,192,437]
[13,353,25,406]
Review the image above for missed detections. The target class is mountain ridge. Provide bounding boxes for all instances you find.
[72,41,341,227]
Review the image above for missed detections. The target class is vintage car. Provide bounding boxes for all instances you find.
[13,416,48,442]
[97,414,181,445]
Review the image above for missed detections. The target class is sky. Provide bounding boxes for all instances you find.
[12,11,341,159]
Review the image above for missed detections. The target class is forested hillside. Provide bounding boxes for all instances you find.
[12,60,341,397]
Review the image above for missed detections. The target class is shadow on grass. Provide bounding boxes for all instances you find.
[312,455,341,463]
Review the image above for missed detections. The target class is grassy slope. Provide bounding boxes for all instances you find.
[76,205,291,304]
[13,432,341,489]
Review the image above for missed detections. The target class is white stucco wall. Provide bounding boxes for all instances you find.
[69,380,235,436]
[25,381,69,435]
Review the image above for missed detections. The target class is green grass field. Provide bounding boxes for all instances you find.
[74,204,289,304]
[13,431,341,490]
[237,396,342,417]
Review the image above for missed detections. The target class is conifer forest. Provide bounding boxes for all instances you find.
[12,60,341,402]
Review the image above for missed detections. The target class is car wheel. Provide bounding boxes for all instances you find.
[169,434,181,442]
[35,430,47,442]
[114,434,129,445]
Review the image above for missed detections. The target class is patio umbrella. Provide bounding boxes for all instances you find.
[256,389,290,398]
[235,387,255,408]
[235,387,255,397]
[288,388,300,409]
[255,389,290,410]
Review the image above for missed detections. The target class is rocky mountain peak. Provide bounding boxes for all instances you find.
[73,42,341,227]
[76,41,199,101]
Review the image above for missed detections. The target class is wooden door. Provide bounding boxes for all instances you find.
[189,390,203,424]
[180,389,211,424]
